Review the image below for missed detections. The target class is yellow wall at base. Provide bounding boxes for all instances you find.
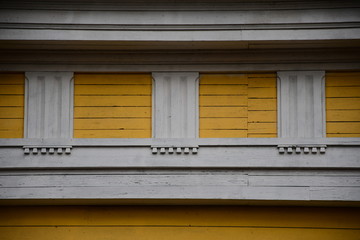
[326,71,360,137]
[73,73,152,138]
[0,206,359,240]
[199,73,277,138]
[0,73,24,138]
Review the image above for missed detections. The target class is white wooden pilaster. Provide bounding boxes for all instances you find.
[277,71,325,138]
[152,72,199,138]
[25,72,74,138]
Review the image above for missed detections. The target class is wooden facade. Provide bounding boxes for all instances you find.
[0,1,359,239]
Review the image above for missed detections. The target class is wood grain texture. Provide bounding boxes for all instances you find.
[2,206,357,228]
[0,206,359,240]
[248,99,277,110]
[200,85,247,95]
[0,73,24,138]
[74,73,152,138]
[74,129,151,138]
[326,71,360,137]
[75,84,151,95]
[0,96,24,106]
[199,73,277,138]
[326,87,360,97]
[74,73,152,85]
[75,96,151,106]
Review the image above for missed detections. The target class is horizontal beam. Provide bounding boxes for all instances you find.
[1,138,359,147]
[0,169,359,202]
[0,144,359,169]
[1,1,360,11]
[0,8,359,42]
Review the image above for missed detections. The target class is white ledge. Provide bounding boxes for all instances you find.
[0,138,359,147]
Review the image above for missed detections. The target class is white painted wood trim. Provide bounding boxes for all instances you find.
[0,168,359,202]
[277,71,325,138]
[0,138,359,147]
[152,72,199,138]
[0,8,359,42]
[24,72,74,138]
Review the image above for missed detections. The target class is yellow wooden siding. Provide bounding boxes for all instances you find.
[326,72,360,137]
[0,206,359,240]
[199,73,277,138]
[73,73,152,138]
[0,73,24,138]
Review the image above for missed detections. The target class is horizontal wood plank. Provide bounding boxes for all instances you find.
[248,87,276,98]
[326,72,360,77]
[75,73,151,84]
[248,99,277,110]
[200,107,247,118]
[0,85,24,94]
[248,73,277,78]
[0,73,24,84]
[327,110,360,121]
[248,133,277,138]
[74,96,151,107]
[326,98,360,110]
[327,133,360,137]
[199,85,247,95]
[200,118,247,130]
[0,119,23,130]
[200,74,247,85]
[327,122,360,133]
[326,87,360,97]
[0,107,23,118]
[248,123,277,133]
[326,77,360,87]
[74,130,151,138]
[199,96,247,106]
[0,206,359,228]
[248,78,276,88]
[74,107,151,118]
[74,85,151,95]
[0,95,24,106]
[74,118,151,130]
[200,130,247,138]
[248,111,277,123]
[0,129,23,138]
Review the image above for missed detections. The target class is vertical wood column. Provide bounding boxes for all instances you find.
[25,72,73,138]
[152,72,199,138]
[277,71,325,138]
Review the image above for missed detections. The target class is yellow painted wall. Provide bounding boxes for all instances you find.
[0,73,24,138]
[199,73,277,138]
[74,73,152,138]
[0,206,359,240]
[326,71,360,137]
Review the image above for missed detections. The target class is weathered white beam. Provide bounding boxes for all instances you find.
[1,185,358,201]
[0,145,359,169]
[0,8,359,42]
[1,168,359,202]
[2,63,359,72]
[2,28,359,42]
[1,9,359,26]
[1,1,359,11]
[1,138,360,147]
[25,72,74,138]
[249,176,360,187]
[0,175,248,187]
